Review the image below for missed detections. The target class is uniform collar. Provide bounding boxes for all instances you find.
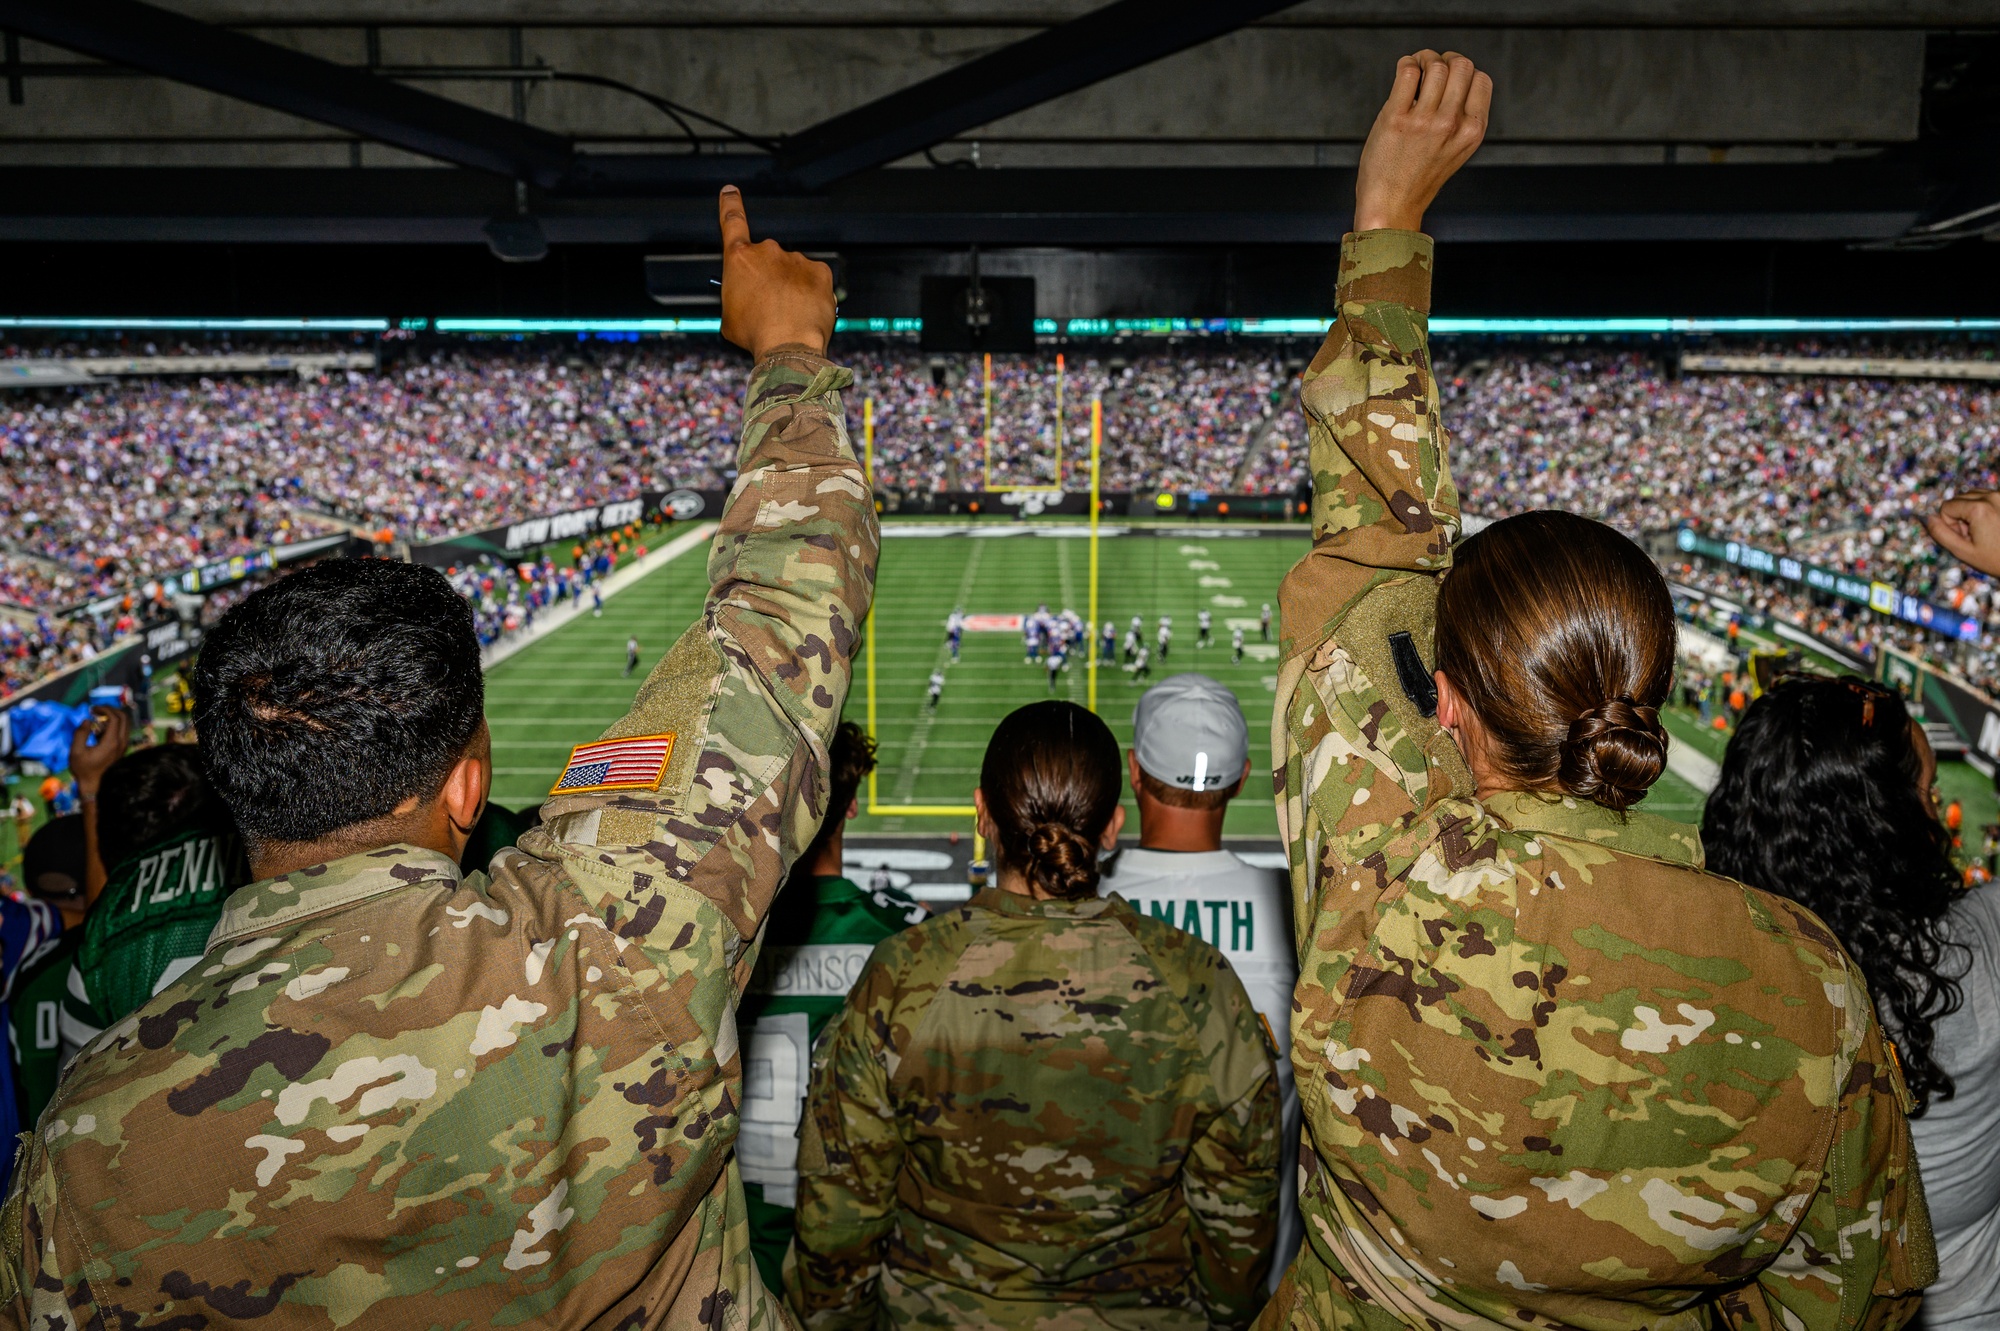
[1481,790,1703,870]
[968,887,1119,919]
[211,843,463,946]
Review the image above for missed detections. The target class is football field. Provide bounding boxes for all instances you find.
[483,519,1714,840]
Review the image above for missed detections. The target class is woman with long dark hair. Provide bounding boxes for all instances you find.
[787,700,1281,1329]
[1707,676,1997,1327]
[1262,49,1930,1331]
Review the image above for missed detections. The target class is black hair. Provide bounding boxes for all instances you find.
[96,743,216,872]
[979,701,1122,901]
[22,814,86,904]
[1703,675,1965,1113]
[193,558,485,848]
[802,721,877,867]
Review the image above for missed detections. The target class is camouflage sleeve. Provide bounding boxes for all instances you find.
[785,955,908,1331]
[1276,229,1457,655]
[1730,956,1931,1331]
[526,341,877,972]
[1182,959,1282,1329]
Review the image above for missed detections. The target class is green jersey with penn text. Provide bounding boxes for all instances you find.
[59,820,249,1057]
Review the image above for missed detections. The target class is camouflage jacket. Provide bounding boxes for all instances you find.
[785,888,1280,1331]
[0,346,878,1330]
[1262,231,1933,1331]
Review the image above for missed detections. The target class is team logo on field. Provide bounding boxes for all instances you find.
[662,489,708,520]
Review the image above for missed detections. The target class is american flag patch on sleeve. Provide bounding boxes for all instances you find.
[550,733,677,794]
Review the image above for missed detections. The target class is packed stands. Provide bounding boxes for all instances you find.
[6,334,2000,693]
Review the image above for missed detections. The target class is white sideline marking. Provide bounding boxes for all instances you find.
[481,522,716,671]
[1666,734,1720,794]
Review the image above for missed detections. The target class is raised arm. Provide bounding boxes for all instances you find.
[68,705,130,906]
[528,185,872,961]
[1276,52,1490,647]
[786,959,908,1331]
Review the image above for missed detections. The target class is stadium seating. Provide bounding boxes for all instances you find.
[5,336,2000,695]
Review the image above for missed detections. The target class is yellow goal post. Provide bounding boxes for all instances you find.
[857,391,1104,817]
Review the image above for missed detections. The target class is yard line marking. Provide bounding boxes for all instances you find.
[889,540,985,807]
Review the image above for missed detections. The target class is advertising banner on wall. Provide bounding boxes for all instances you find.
[408,489,721,567]
[140,617,203,668]
[1675,527,1981,643]
[1881,645,2000,768]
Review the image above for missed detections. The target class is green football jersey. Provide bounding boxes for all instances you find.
[739,873,925,1293]
[9,931,81,1131]
[60,821,248,1055]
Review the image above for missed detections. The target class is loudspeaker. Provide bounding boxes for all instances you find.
[919,276,1037,352]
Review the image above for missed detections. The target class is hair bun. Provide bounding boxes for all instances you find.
[1024,820,1102,900]
[1558,696,1668,812]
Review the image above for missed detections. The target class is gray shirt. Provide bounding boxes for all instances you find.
[1099,845,1301,1292]
[1910,883,2000,1329]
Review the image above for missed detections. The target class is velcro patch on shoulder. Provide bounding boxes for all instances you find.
[551,733,677,794]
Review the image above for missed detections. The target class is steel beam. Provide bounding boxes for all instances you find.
[0,0,575,185]
[774,0,1309,190]
[0,160,1929,247]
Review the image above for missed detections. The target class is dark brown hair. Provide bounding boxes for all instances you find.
[980,701,1123,900]
[803,721,877,861]
[1434,511,1674,812]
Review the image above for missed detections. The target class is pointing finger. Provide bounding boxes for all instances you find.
[717,185,750,250]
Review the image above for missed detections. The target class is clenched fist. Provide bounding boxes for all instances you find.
[1927,490,2000,578]
[1354,51,1493,234]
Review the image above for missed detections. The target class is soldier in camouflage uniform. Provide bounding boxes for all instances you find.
[787,700,1280,1330]
[0,187,875,1329]
[1263,52,1933,1330]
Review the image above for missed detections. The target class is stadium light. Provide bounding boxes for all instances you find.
[11,314,2000,338]
[0,317,389,330]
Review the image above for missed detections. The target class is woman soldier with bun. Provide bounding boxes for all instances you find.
[1265,51,1932,1331]
[786,700,1281,1330]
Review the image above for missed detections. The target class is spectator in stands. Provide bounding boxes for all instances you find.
[788,700,1279,1329]
[9,816,80,1139]
[1703,675,1991,1327]
[0,711,117,1182]
[11,704,132,1127]
[1096,672,1300,1290]
[56,740,248,1062]
[735,721,924,1292]
[1270,49,1927,1328]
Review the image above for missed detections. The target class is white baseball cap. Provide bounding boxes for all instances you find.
[1132,672,1248,792]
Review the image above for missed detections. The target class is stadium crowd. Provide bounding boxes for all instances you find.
[7,338,2000,696]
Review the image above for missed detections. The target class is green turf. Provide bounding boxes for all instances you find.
[852,526,1300,839]
[484,542,714,811]
[478,519,1998,856]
